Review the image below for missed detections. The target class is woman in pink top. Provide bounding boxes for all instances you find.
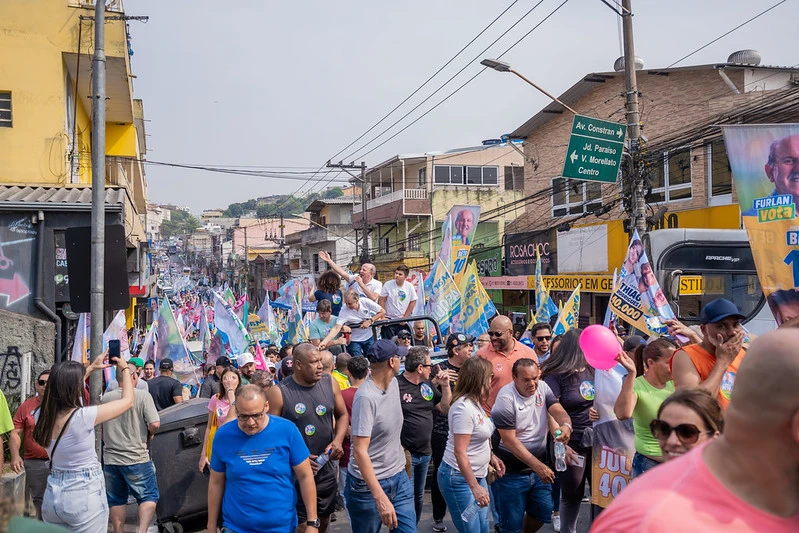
[199,367,241,472]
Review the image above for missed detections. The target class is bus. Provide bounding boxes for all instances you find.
[646,228,776,336]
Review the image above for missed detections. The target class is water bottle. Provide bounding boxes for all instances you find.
[461,499,480,523]
[315,450,332,474]
[554,430,567,472]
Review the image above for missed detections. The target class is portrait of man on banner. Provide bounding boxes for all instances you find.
[445,205,481,284]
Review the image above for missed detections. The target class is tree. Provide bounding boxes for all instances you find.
[322,187,343,199]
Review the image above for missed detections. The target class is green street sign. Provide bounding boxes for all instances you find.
[561,114,626,183]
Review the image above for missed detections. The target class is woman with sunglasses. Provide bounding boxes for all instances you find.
[541,329,597,533]
[614,339,676,477]
[33,355,134,532]
[651,388,723,461]
[199,367,241,472]
[438,356,505,533]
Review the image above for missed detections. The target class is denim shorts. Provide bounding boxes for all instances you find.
[43,466,109,533]
[104,461,160,507]
[631,452,661,479]
[493,471,553,532]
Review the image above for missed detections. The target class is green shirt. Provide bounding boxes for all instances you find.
[632,376,674,458]
[0,389,13,434]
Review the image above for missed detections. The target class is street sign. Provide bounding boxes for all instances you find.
[561,114,626,183]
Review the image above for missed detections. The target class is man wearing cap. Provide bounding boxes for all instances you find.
[238,352,257,385]
[147,358,184,411]
[477,315,539,411]
[346,340,415,533]
[269,343,349,533]
[394,329,413,349]
[107,357,149,392]
[200,355,231,398]
[279,356,294,382]
[671,298,747,409]
[430,332,475,532]
[397,346,453,524]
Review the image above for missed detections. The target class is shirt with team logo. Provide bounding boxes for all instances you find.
[397,373,442,455]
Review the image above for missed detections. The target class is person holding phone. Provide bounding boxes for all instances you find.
[33,352,134,532]
[199,367,241,473]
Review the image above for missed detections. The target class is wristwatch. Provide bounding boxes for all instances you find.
[306,519,321,528]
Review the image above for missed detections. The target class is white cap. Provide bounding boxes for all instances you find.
[236,353,255,366]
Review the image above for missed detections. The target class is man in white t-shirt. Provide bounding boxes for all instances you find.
[319,250,383,302]
[378,264,417,340]
[319,290,386,357]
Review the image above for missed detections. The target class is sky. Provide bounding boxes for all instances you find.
[129,0,798,214]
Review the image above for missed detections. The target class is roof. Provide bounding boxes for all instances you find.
[368,141,522,172]
[0,185,127,210]
[306,196,358,212]
[510,62,799,139]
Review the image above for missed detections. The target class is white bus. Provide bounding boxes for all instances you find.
[645,228,776,336]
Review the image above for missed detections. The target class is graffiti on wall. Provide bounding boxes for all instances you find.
[0,215,36,314]
[0,345,22,396]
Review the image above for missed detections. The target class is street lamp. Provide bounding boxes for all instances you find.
[480,58,577,115]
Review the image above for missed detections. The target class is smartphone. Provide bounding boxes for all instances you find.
[573,454,586,468]
[108,339,120,365]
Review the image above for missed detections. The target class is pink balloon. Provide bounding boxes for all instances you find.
[579,325,621,370]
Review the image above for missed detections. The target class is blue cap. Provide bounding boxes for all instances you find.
[699,298,745,325]
[367,339,408,362]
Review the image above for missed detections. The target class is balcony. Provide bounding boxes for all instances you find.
[286,225,341,246]
[352,188,430,224]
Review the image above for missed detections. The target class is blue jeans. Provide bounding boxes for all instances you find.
[631,452,661,479]
[493,472,553,533]
[409,453,431,523]
[348,338,374,357]
[104,460,160,507]
[437,461,489,533]
[345,470,416,533]
[43,466,109,533]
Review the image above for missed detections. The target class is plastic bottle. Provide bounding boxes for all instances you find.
[315,450,332,474]
[461,499,480,523]
[554,429,567,472]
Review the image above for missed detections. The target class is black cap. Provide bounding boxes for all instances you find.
[215,356,232,368]
[622,335,646,352]
[367,339,408,362]
[446,333,475,350]
[397,329,412,339]
[159,358,174,370]
[699,298,746,325]
[280,356,294,378]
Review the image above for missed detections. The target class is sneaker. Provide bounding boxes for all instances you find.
[552,514,561,532]
[582,495,590,502]
[330,513,337,523]
[433,520,448,532]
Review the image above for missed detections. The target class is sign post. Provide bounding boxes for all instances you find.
[562,115,626,183]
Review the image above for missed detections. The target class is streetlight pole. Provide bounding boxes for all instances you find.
[620,0,645,234]
[480,59,578,115]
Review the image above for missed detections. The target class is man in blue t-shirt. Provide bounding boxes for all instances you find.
[207,385,320,533]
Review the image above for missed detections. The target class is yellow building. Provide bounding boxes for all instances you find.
[0,0,150,352]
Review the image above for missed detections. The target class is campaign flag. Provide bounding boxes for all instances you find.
[444,205,481,285]
[457,261,490,338]
[591,366,635,508]
[247,313,270,345]
[424,258,462,337]
[138,320,157,363]
[722,124,799,326]
[534,247,559,324]
[553,285,580,336]
[156,298,199,385]
[233,294,248,323]
[256,294,280,345]
[603,269,619,329]
[609,230,673,336]
[71,313,90,363]
[198,301,212,356]
[407,269,427,317]
[213,290,252,360]
[223,287,236,307]
[475,272,497,319]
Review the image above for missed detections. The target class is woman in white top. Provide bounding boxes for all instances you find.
[33,354,134,532]
[438,356,505,533]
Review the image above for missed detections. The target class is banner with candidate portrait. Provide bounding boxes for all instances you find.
[457,261,490,338]
[424,257,462,337]
[722,124,799,325]
[444,205,481,285]
[609,230,673,335]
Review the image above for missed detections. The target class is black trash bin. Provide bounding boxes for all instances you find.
[151,398,210,533]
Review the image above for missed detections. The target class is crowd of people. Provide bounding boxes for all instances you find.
[0,255,797,533]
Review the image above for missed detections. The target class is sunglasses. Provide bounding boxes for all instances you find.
[420,364,433,368]
[487,330,508,338]
[38,379,48,387]
[535,336,552,341]
[649,419,710,444]
[237,411,267,423]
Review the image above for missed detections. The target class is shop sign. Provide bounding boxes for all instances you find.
[504,230,556,276]
[528,274,614,293]
[678,275,726,296]
[479,276,528,289]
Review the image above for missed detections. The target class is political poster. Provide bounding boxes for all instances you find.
[609,230,673,335]
[457,261,490,338]
[722,124,799,325]
[445,205,481,285]
[553,284,580,336]
[156,298,199,385]
[424,258,462,337]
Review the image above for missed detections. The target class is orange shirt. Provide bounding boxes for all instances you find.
[476,339,538,411]
[673,343,745,409]
[592,442,799,532]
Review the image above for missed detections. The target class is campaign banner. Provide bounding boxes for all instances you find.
[71,313,90,364]
[256,294,280,346]
[408,269,427,318]
[213,290,252,359]
[424,258,462,337]
[722,124,799,325]
[591,366,635,508]
[445,205,481,285]
[609,230,672,335]
[198,301,212,356]
[534,248,559,324]
[247,313,270,344]
[156,298,199,385]
[457,261,490,338]
[553,284,580,336]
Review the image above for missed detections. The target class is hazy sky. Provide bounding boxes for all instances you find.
[130,0,798,213]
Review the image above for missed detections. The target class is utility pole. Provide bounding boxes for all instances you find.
[621,0,645,234]
[244,225,249,299]
[327,160,368,263]
[89,0,106,413]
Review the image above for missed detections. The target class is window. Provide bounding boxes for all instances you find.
[551,178,602,217]
[504,166,524,191]
[708,140,732,203]
[648,147,693,203]
[408,233,421,251]
[381,238,390,254]
[0,92,11,128]
[433,165,499,185]
[418,167,427,187]
[312,253,320,273]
